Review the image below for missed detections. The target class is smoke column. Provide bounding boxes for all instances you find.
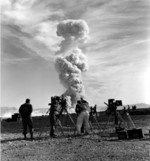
[55,19,89,107]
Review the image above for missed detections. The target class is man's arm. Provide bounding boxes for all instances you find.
[19,105,23,117]
[30,105,33,114]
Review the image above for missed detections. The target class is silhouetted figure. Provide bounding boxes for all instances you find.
[49,104,57,138]
[49,97,61,138]
[132,105,136,110]
[19,99,34,140]
[123,106,126,111]
[127,105,130,112]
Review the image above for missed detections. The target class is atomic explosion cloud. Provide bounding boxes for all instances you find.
[55,19,89,107]
[56,19,89,54]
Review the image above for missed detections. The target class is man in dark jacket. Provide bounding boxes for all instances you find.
[49,96,62,138]
[49,103,57,138]
[19,99,34,140]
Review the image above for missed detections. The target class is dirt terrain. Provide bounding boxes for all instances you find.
[1,115,150,161]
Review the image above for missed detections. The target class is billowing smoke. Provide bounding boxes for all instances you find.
[55,19,89,107]
[56,19,89,54]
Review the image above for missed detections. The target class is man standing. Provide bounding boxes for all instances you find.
[49,103,57,138]
[19,99,34,140]
[76,98,90,135]
[49,96,61,138]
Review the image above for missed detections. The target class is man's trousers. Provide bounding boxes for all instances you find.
[22,117,33,137]
[76,110,90,134]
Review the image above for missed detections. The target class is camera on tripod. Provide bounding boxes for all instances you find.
[48,96,67,117]
[106,99,122,114]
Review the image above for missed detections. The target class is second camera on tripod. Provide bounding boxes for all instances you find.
[106,99,122,114]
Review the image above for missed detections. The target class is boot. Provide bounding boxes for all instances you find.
[23,134,27,140]
[30,133,34,140]
[50,131,57,138]
[81,124,85,133]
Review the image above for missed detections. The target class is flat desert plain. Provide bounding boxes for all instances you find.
[1,115,150,161]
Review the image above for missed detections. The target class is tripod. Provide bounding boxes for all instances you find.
[102,109,136,135]
[39,107,76,137]
[102,111,126,133]
[89,113,101,131]
[38,115,65,137]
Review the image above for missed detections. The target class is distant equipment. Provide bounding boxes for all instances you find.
[127,128,143,139]
[5,113,20,122]
[12,113,20,121]
[103,99,144,140]
[117,128,143,140]
[117,130,128,140]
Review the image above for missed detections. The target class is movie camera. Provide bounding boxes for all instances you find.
[40,96,75,137]
[105,99,122,114]
[50,96,67,107]
[48,96,68,117]
[48,96,76,133]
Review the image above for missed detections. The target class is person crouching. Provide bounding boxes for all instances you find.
[76,98,90,135]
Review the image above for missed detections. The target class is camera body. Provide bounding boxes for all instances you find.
[49,96,67,108]
[106,99,122,114]
[51,96,60,105]
[48,96,67,117]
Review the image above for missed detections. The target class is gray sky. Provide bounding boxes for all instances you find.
[1,0,150,110]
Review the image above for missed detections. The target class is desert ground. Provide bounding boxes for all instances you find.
[1,114,150,161]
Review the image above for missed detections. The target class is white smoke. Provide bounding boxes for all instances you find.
[56,19,89,54]
[55,19,89,107]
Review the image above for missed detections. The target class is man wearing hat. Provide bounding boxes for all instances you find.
[19,99,34,140]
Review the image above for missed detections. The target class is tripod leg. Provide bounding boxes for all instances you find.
[126,112,136,128]
[56,119,65,136]
[117,112,126,126]
[39,127,44,137]
[93,116,101,130]
[89,121,93,131]
[102,114,113,133]
[65,109,76,128]
[65,109,76,134]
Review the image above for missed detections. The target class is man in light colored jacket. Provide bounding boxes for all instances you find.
[76,98,90,135]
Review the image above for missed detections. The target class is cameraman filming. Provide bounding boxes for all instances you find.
[49,96,61,138]
[76,98,90,135]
